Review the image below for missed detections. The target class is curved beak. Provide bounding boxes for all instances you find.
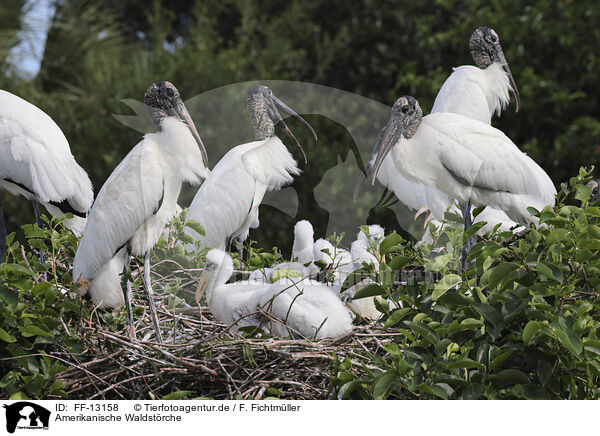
[369,120,399,185]
[273,96,317,164]
[175,99,209,168]
[195,269,211,305]
[496,46,520,112]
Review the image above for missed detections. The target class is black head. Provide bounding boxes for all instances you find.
[144,81,208,167]
[246,85,317,164]
[469,27,520,112]
[367,95,423,185]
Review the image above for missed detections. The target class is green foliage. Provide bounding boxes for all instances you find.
[0,216,89,399]
[332,167,600,399]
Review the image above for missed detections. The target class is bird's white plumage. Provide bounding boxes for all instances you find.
[203,249,353,339]
[432,63,511,124]
[373,61,522,233]
[0,90,93,232]
[73,117,208,307]
[391,113,556,223]
[291,220,315,264]
[186,136,299,250]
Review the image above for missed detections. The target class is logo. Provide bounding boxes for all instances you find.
[3,402,50,434]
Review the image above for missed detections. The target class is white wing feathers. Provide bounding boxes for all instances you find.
[0,90,93,212]
[73,141,164,281]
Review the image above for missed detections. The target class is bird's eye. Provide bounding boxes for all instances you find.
[489,35,498,43]
[401,106,409,114]
[166,88,175,97]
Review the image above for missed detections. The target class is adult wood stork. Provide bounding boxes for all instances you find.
[369,96,555,236]
[197,249,353,339]
[185,85,316,252]
[73,81,209,343]
[368,28,523,238]
[432,27,520,123]
[0,90,93,263]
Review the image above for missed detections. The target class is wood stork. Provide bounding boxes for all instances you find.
[432,27,519,123]
[369,96,555,238]
[185,85,316,252]
[291,220,315,264]
[368,28,523,239]
[197,249,353,339]
[587,180,600,203]
[0,90,93,263]
[73,81,209,343]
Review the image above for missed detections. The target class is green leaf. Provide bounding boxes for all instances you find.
[489,369,529,388]
[522,321,542,344]
[432,274,462,300]
[161,390,194,400]
[0,327,17,343]
[353,283,387,300]
[379,232,403,256]
[521,384,550,400]
[371,371,397,400]
[18,325,53,338]
[403,321,439,345]
[414,383,449,400]
[473,303,502,327]
[554,328,583,357]
[184,220,205,236]
[487,262,520,289]
[537,360,554,386]
[384,308,412,328]
[462,383,485,400]
[443,357,484,370]
[576,185,593,202]
[388,255,411,271]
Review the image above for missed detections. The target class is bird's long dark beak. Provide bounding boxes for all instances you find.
[497,47,520,112]
[369,121,397,185]
[273,96,317,164]
[175,99,209,167]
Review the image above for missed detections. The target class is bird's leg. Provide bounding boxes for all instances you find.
[460,200,476,272]
[0,194,6,263]
[143,251,163,343]
[414,205,433,229]
[31,200,48,280]
[120,249,136,341]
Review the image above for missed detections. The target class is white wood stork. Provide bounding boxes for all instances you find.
[432,27,519,123]
[197,249,353,339]
[369,97,555,233]
[368,28,523,238]
[185,85,316,252]
[73,81,209,343]
[0,90,93,263]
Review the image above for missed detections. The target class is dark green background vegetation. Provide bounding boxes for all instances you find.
[1,0,599,252]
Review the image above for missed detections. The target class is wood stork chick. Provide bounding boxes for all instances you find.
[0,90,93,263]
[185,86,316,252]
[197,249,353,339]
[73,81,209,343]
[369,96,555,229]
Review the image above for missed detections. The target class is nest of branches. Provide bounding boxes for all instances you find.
[49,301,400,400]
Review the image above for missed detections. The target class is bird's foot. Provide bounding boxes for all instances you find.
[414,205,433,229]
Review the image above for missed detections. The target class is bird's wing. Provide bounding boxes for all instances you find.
[0,90,93,212]
[376,153,453,218]
[73,141,164,281]
[428,113,555,200]
[186,144,267,249]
